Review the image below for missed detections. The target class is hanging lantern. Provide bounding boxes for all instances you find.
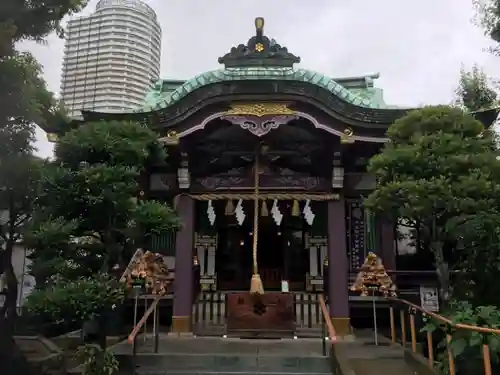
[261,200,269,217]
[291,200,300,217]
[225,200,234,216]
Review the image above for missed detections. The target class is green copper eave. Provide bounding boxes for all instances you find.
[138,67,404,113]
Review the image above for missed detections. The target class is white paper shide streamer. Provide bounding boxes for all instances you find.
[207,200,216,226]
[302,199,315,225]
[271,199,283,226]
[234,199,246,226]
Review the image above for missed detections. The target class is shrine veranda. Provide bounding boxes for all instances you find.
[44,18,498,335]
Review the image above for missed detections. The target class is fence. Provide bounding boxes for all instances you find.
[192,291,322,334]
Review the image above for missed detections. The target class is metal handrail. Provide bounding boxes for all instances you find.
[128,297,160,344]
[388,297,499,375]
[126,296,160,375]
[318,294,336,356]
[390,297,500,335]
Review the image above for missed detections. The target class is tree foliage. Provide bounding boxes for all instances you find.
[422,301,500,374]
[0,0,89,56]
[365,106,500,304]
[473,0,500,43]
[25,274,126,322]
[27,120,179,316]
[0,55,49,329]
[455,65,497,112]
[0,0,90,373]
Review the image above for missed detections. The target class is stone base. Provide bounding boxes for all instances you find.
[330,317,352,336]
[171,315,192,333]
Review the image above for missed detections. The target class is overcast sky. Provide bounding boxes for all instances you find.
[20,0,500,158]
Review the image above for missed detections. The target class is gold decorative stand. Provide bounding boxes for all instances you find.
[350,252,397,345]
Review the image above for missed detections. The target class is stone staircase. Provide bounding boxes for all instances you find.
[334,331,421,375]
[106,331,427,375]
[111,335,331,375]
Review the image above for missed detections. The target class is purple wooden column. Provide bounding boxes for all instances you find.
[172,195,195,333]
[380,219,396,271]
[327,198,351,335]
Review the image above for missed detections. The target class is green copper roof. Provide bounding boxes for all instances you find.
[136,67,391,113]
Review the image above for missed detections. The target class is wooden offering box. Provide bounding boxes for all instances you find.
[226,292,295,338]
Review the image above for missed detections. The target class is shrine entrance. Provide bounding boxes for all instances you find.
[215,199,310,291]
[186,111,337,295]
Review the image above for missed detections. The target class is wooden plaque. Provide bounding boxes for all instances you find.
[226,292,295,338]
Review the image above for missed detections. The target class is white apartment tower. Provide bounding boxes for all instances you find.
[60,0,161,118]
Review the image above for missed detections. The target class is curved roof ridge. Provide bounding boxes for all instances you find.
[136,67,391,113]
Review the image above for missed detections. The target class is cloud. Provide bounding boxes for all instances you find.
[19,0,500,157]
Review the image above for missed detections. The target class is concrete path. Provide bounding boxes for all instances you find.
[336,331,418,375]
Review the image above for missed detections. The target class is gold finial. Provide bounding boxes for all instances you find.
[255,17,264,30]
[340,127,355,144]
[46,133,59,142]
[160,130,179,145]
[167,130,178,138]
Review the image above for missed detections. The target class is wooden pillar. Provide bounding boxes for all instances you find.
[172,195,195,333]
[327,198,351,335]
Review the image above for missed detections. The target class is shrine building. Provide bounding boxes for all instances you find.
[46,18,498,336]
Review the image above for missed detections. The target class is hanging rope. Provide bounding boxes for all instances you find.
[184,193,340,201]
[250,149,264,295]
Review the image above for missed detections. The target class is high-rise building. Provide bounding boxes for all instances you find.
[60,0,161,118]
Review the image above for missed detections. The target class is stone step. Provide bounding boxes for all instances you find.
[117,353,331,374]
[124,372,330,375]
[112,335,327,356]
[194,325,324,338]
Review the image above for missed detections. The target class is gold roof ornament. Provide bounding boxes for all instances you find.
[340,127,355,144]
[46,133,59,142]
[218,17,300,69]
[225,103,296,117]
[159,130,179,145]
[255,17,265,30]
